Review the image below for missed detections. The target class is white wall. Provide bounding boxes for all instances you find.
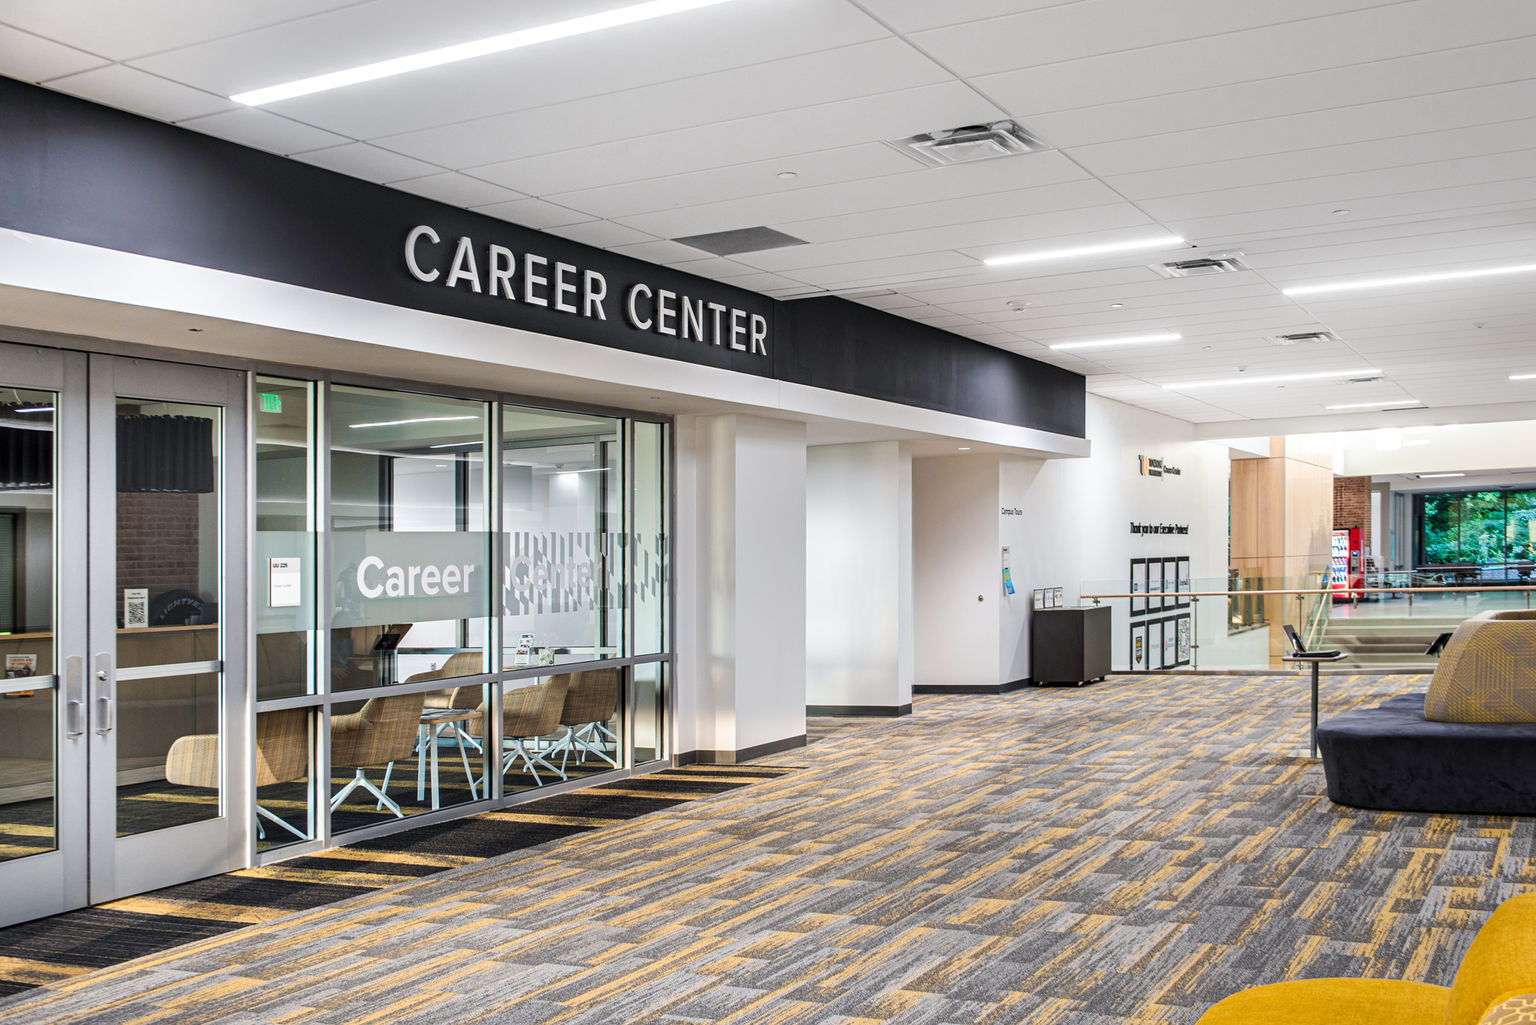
[914,397,1265,682]
[673,413,806,760]
[806,442,912,711]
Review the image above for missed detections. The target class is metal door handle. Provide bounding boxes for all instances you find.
[93,651,114,735]
[65,654,86,737]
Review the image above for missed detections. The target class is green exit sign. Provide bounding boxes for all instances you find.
[259,393,283,413]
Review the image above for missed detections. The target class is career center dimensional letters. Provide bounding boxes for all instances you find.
[405,224,769,356]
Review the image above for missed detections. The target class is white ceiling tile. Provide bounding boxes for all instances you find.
[1144,154,1536,224]
[177,106,351,155]
[471,198,594,231]
[47,64,231,122]
[389,172,524,208]
[292,142,442,183]
[1072,80,1536,180]
[978,0,1536,118]
[545,220,657,248]
[0,23,106,80]
[912,0,1402,78]
[1025,35,1536,149]
[856,0,1079,33]
[544,144,917,222]
[374,36,946,169]
[135,0,887,126]
[780,178,1122,244]
[466,81,1003,199]
[1105,119,1536,202]
[607,240,714,265]
[615,149,1090,241]
[0,0,363,62]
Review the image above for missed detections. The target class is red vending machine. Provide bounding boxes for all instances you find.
[1330,527,1364,601]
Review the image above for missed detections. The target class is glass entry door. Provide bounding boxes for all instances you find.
[0,345,247,926]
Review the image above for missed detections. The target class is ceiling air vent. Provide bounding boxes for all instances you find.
[886,121,1050,168]
[672,226,807,256]
[1152,254,1249,278]
[1270,330,1339,346]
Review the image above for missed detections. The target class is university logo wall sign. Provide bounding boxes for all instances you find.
[1138,455,1182,478]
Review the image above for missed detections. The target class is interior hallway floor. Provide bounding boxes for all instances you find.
[2,672,1532,1025]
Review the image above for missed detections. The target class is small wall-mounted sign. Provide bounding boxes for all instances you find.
[269,557,302,609]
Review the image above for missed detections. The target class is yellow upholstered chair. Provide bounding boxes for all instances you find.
[1480,993,1536,1024]
[166,707,309,840]
[1425,610,1536,723]
[329,691,426,817]
[468,675,570,786]
[549,668,621,770]
[1196,893,1536,1025]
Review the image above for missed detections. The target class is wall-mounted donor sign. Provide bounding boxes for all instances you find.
[1137,455,1182,478]
[404,224,769,357]
[1130,522,1189,535]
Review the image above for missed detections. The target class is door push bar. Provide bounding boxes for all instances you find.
[94,651,114,735]
[65,654,86,738]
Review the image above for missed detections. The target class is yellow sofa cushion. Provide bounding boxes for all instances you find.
[1195,978,1450,1024]
[1425,610,1536,723]
[1449,895,1536,1025]
[1480,993,1536,1025]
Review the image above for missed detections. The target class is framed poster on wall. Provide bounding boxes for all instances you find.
[1130,623,1148,671]
[1176,557,1192,609]
[1147,558,1163,612]
[1162,616,1177,667]
[1163,559,1177,612]
[1147,618,1164,670]
[1176,615,1191,665]
[1130,558,1146,616]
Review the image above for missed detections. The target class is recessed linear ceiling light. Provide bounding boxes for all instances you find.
[1048,331,1181,352]
[349,415,478,429]
[983,234,1184,269]
[1417,472,1465,479]
[1323,399,1422,410]
[1282,262,1536,297]
[231,0,744,105]
[1162,368,1380,391]
[1511,373,1536,381]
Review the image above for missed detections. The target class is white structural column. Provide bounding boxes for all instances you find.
[805,442,914,715]
[674,414,807,762]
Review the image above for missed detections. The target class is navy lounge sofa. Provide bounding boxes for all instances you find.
[1317,693,1536,815]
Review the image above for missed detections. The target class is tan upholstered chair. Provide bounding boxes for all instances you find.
[421,651,486,711]
[166,707,309,840]
[469,675,570,786]
[549,668,621,770]
[329,691,426,817]
[1425,610,1536,723]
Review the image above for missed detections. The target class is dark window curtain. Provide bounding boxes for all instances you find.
[117,415,214,493]
[0,414,52,490]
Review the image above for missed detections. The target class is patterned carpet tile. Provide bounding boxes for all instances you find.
[0,674,1532,1024]
[0,765,796,1001]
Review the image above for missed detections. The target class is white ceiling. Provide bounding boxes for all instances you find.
[5,0,1536,429]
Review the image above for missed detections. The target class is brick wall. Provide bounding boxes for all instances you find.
[1332,475,1371,554]
[117,491,202,619]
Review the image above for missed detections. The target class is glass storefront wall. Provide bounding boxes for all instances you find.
[254,377,669,854]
